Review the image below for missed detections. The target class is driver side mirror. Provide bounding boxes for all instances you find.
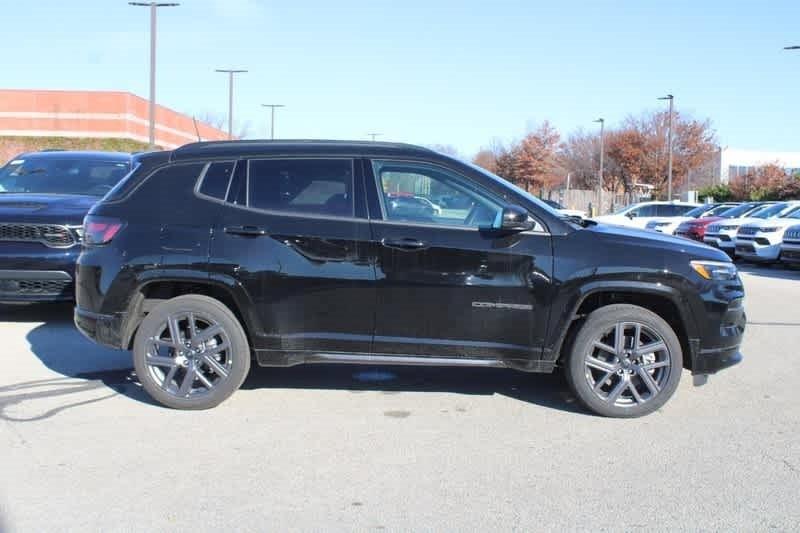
[495,205,535,232]
[626,211,637,219]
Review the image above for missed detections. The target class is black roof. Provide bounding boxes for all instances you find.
[171,140,438,161]
[13,150,133,162]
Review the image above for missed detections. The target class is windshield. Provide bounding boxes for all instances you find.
[752,203,788,219]
[684,205,715,217]
[0,157,131,196]
[780,206,800,219]
[719,203,759,218]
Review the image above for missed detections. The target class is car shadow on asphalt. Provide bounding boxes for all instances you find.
[736,262,800,281]
[0,303,156,422]
[3,303,583,418]
[241,364,582,413]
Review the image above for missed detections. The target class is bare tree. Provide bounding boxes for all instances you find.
[195,111,252,140]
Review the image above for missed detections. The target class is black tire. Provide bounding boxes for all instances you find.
[564,304,683,418]
[132,295,250,410]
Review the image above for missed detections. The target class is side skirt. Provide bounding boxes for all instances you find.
[256,350,506,368]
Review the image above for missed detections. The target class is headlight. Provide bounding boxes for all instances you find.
[690,260,738,281]
[759,227,780,233]
[721,225,739,231]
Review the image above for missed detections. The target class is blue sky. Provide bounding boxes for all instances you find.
[4,0,799,155]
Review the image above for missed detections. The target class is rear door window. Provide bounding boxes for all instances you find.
[247,159,355,217]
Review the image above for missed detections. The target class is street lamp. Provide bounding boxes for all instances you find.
[367,133,382,141]
[658,94,675,200]
[215,69,248,139]
[261,104,285,140]
[129,2,180,149]
[593,118,605,213]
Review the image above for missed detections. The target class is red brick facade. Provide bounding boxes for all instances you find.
[0,89,229,149]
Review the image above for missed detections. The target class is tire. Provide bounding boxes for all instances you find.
[132,294,251,409]
[564,304,683,418]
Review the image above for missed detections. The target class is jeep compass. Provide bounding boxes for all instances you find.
[74,141,745,417]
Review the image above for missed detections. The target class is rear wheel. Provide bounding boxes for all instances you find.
[132,295,250,409]
[565,304,682,418]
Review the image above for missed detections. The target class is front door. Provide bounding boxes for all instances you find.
[209,157,375,355]
[365,159,553,363]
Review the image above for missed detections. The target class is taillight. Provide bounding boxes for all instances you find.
[83,215,124,245]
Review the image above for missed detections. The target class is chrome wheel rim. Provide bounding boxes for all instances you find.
[145,312,232,399]
[584,321,671,407]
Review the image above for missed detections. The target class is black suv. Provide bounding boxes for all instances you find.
[0,150,133,301]
[74,141,745,417]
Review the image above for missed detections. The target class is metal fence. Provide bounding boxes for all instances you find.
[546,189,638,216]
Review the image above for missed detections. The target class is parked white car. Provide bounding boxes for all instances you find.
[413,196,442,215]
[645,203,737,234]
[704,202,790,256]
[593,201,700,229]
[542,199,586,218]
[734,204,800,262]
[780,224,800,265]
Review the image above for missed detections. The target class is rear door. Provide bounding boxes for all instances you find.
[365,158,553,363]
[208,157,375,355]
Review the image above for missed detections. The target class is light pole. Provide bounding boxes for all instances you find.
[367,133,382,141]
[593,118,605,214]
[215,69,248,139]
[658,94,675,200]
[261,104,285,140]
[129,2,180,149]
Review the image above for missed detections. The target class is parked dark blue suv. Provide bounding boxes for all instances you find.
[0,150,134,302]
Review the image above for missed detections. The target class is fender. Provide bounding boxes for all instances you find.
[544,279,700,365]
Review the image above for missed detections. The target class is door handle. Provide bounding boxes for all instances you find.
[224,225,267,237]
[381,237,428,251]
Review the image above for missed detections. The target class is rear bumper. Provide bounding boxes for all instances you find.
[74,306,126,349]
[0,269,73,302]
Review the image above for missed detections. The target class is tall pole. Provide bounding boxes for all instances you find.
[368,133,382,141]
[659,94,675,200]
[594,118,605,214]
[129,2,180,149]
[216,69,247,139]
[261,104,285,139]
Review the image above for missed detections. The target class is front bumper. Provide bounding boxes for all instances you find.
[0,269,73,302]
[780,244,800,263]
[74,306,126,349]
[734,238,781,261]
[704,233,735,251]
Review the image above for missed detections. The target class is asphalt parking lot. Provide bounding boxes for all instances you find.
[1,265,798,532]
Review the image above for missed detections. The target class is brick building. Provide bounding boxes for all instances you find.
[0,89,228,158]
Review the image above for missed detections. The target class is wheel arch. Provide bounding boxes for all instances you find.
[121,271,259,350]
[552,281,699,371]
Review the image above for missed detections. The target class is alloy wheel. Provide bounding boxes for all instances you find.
[583,321,672,407]
[144,311,233,399]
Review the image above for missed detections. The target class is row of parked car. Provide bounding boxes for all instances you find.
[594,200,800,266]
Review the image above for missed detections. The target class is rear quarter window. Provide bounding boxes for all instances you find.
[197,161,236,200]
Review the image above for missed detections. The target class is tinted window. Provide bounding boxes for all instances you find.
[372,160,502,227]
[198,161,235,200]
[657,204,695,216]
[248,159,354,217]
[753,203,788,218]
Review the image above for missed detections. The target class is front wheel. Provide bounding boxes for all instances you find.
[132,295,251,409]
[564,304,683,418]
